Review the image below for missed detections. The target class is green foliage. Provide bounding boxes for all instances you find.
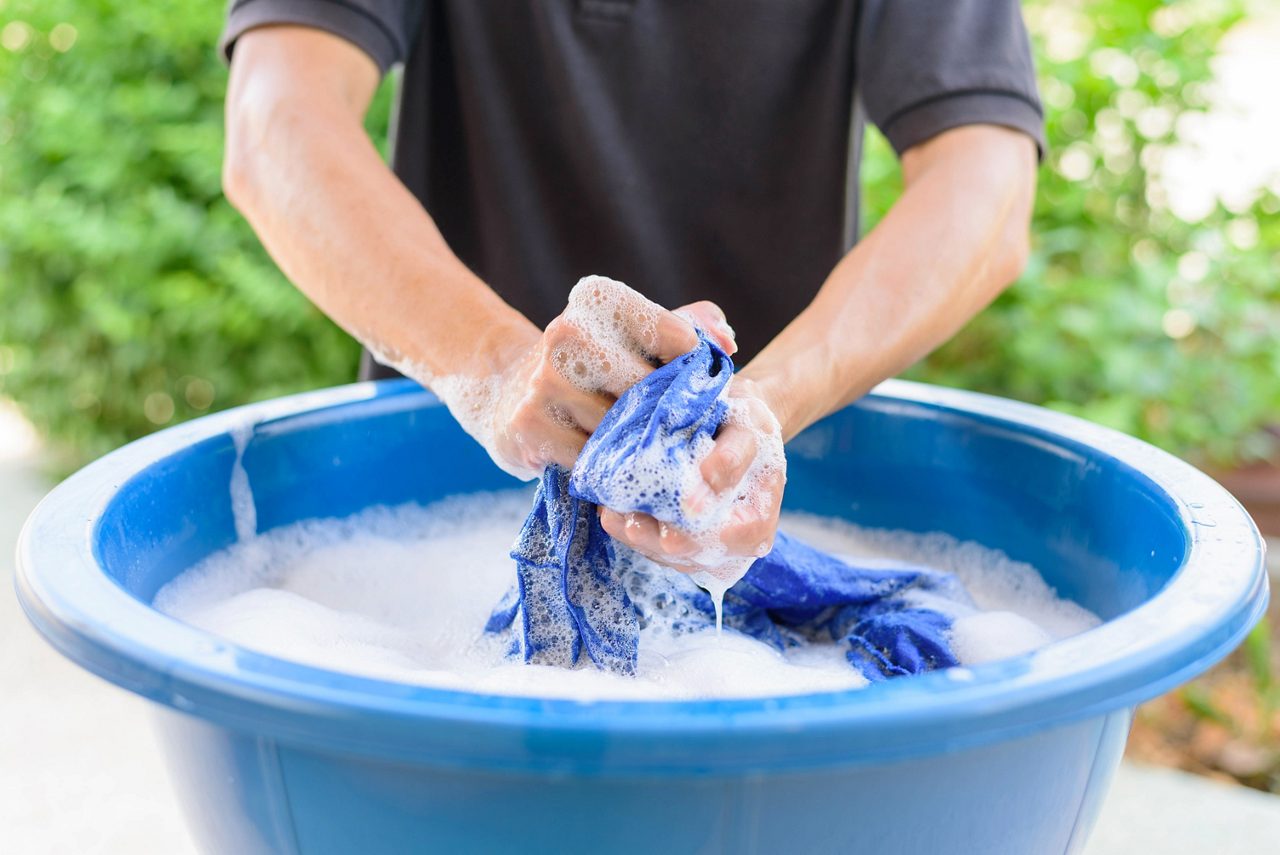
[0,0,1276,468]
[878,0,1280,466]
[0,1,392,467]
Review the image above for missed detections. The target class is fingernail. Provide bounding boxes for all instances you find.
[625,512,642,530]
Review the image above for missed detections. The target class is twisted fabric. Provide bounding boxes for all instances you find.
[486,335,969,680]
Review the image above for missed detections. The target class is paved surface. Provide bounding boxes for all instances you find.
[0,403,194,854]
[2,401,1278,854]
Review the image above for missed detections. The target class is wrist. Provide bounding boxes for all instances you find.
[739,365,804,442]
[473,313,540,378]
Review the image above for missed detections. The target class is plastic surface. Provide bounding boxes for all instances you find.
[16,379,1269,854]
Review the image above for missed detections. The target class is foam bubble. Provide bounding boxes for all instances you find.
[156,493,1101,701]
[554,275,661,392]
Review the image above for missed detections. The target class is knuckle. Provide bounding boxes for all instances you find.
[509,400,542,435]
[659,313,696,348]
[733,515,770,545]
[533,360,573,397]
[544,317,578,347]
[696,300,727,322]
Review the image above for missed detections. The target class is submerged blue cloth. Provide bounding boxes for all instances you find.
[486,335,969,681]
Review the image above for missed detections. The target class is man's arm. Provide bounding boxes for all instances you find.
[741,125,1038,439]
[223,27,535,384]
[603,125,1036,566]
[223,26,707,479]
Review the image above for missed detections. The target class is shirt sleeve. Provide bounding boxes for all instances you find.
[856,0,1045,158]
[219,0,422,74]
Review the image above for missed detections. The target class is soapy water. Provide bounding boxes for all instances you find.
[156,491,1100,701]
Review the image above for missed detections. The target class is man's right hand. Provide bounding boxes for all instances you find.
[454,276,735,480]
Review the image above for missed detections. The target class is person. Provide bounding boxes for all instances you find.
[219,1,1041,578]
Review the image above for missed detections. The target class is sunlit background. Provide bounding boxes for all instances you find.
[1,0,1277,813]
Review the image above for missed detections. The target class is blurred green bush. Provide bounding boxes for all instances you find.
[898,0,1280,466]
[0,0,1276,469]
[0,0,388,467]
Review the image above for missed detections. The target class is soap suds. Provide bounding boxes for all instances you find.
[553,275,661,392]
[156,492,1101,701]
[228,423,257,542]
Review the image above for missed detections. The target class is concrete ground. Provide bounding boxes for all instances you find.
[3,401,1279,854]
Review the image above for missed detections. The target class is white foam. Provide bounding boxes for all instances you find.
[155,493,1101,701]
[228,423,257,541]
[554,275,662,392]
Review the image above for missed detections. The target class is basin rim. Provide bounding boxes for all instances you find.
[15,379,1268,773]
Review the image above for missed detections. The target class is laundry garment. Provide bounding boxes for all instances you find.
[486,335,971,681]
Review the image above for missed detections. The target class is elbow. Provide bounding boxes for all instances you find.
[221,99,258,215]
[995,222,1031,287]
[221,146,249,215]
[991,163,1037,290]
[221,70,284,218]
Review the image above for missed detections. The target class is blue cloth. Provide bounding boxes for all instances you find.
[486,335,969,681]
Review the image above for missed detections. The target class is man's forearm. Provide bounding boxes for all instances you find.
[223,28,538,383]
[741,125,1038,439]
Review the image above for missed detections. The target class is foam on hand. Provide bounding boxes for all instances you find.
[155,492,1101,701]
[560,285,789,624]
[553,275,662,392]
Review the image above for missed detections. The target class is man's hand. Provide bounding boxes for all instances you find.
[599,376,786,574]
[467,277,738,480]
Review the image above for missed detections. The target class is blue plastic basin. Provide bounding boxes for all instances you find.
[16,379,1268,854]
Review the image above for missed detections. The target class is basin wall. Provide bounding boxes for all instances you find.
[153,706,1131,855]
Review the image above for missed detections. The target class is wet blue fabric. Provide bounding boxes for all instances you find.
[486,335,969,681]
[568,335,731,527]
[484,466,638,675]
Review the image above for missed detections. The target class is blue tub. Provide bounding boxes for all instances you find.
[16,380,1268,854]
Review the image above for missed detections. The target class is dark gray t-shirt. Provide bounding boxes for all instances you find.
[222,0,1044,369]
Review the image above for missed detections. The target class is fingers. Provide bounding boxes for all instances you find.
[717,470,785,557]
[563,275,698,367]
[599,468,783,572]
[674,300,737,355]
[599,509,703,573]
[542,427,589,469]
[596,351,656,397]
[503,380,590,469]
[553,387,614,433]
[700,423,757,495]
[645,309,700,364]
[545,307,674,397]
